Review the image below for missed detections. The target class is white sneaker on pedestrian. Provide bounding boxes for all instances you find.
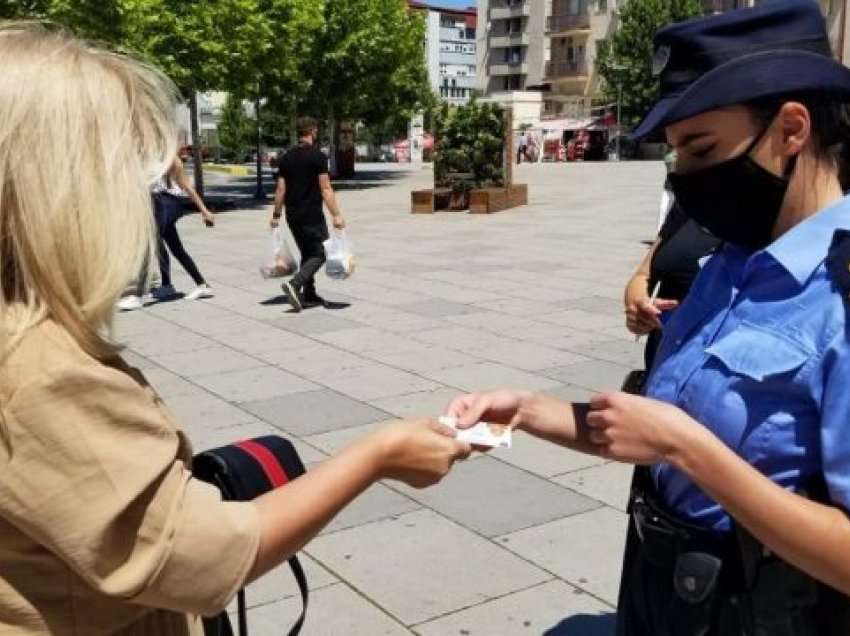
[117,295,144,312]
[186,284,214,301]
[151,284,177,300]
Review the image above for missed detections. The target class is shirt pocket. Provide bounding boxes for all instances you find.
[682,323,815,455]
[704,322,813,381]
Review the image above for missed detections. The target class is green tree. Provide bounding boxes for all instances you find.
[217,94,254,161]
[303,0,431,172]
[596,0,703,130]
[124,0,264,195]
[1,0,124,43]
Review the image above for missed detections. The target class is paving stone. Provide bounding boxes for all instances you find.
[363,344,481,374]
[164,389,258,431]
[536,309,626,331]
[241,389,393,436]
[393,456,600,537]
[268,312,364,335]
[306,510,550,625]
[489,433,608,478]
[258,343,373,378]
[397,299,488,318]
[413,579,616,636]
[368,387,462,418]
[230,554,338,611]
[240,583,412,636]
[120,350,159,371]
[192,366,319,403]
[464,340,590,372]
[498,507,629,606]
[155,345,264,378]
[304,421,394,456]
[430,361,563,393]
[318,364,441,401]
[140,367,200,399]
[559,295,628,316]
[553,462,634,512]
[570,338,647,370]
[320,483,422,535]
[314,327,418,353]
[126,328,217,358]
[540,359,634,393]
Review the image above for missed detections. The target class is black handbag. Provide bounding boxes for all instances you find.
[193,436,309,636]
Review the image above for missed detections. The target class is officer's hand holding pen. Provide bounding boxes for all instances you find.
[626,294,679,340]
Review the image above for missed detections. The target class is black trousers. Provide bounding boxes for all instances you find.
[153,193,205,287]
[287,217,327,296]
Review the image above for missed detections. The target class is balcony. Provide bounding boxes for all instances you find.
[546,59,589,78]
[490,61,529,76]
[490,0,530,20]
[489,32,530,48]
[547,13,591,34]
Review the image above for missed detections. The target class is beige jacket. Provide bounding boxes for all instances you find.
[0,321,260,635]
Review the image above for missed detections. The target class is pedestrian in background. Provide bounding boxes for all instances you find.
[270,117,346,312]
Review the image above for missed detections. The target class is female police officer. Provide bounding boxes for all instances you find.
[449,1,850,633]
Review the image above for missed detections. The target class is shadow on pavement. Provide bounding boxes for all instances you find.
[259,295,351,311]
[543,612,617,636]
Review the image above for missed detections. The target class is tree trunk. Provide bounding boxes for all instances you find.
[188,92,205,198]
[254,96,265,200]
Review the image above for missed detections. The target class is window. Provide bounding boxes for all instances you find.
[599,0,607,10]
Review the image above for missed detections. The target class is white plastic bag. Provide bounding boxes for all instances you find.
[323,229,356,280]
[259,228,297,279]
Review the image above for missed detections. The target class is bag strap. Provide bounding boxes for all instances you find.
[235,556,308,636]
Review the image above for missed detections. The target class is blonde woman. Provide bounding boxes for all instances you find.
[0,23,470,635]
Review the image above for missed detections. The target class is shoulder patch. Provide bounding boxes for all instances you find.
[826,229,850,304]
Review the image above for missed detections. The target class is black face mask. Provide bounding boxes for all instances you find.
[668,123,799,251]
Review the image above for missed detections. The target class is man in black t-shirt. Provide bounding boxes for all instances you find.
[270,117,346,312]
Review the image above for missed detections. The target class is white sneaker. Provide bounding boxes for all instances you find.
[117,295,144,312]
[151,284,177,300]
[186,284,214,301]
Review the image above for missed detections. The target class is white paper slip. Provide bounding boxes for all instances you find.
[438,416,512,449]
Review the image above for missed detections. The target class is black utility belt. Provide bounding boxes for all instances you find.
[628,477,849,636]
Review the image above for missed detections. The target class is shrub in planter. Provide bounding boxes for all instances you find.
[434,100,505,199]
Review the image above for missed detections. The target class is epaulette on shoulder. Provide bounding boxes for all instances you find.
[826,229,850,304]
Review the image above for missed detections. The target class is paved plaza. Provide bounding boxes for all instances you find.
[116,160,667,635]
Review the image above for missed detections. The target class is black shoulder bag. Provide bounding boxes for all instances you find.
[193,436,309,636]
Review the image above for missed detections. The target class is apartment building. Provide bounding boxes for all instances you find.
[476,0,548,94]
[410,1,478,105]
[545,0,618,118]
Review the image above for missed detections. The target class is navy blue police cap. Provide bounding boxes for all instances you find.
[632,0,850,139]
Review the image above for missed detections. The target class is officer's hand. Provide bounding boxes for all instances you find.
[586,392,703,465]
[625,297,678,335]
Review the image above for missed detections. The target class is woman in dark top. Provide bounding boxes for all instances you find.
[625,180,722,369]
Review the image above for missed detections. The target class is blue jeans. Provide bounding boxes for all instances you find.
[153,193,205,287]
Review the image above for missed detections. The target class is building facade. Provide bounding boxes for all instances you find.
[411,2,478,105]
[476,0,548,94]
[544,0,617,118]
[477,0,848,128]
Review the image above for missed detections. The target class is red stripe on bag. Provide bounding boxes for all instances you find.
[235,440,289,488]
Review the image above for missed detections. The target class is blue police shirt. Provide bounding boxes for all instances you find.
[645,195,850,532]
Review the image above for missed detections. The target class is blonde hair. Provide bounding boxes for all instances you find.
[0,22,178,360]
